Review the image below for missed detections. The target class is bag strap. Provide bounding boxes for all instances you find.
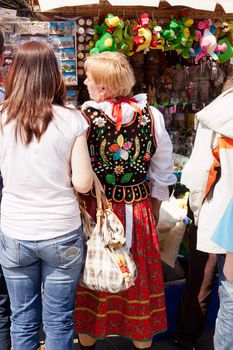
[93,172,111,211]
[77,172,110,212]
[76,172,113,234]
[93,172,112,230]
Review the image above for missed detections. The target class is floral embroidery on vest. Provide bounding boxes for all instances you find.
[82,104,157,203]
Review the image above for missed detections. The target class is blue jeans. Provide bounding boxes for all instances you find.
[0,227,85,350]
[214,255,233,350]
[0,265,11,350]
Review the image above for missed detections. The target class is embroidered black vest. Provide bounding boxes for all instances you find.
[82,104,157,204]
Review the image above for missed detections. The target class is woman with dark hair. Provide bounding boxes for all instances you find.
[0,29,11,350]
[0,41,93,350]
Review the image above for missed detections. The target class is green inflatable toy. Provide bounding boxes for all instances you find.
[90,32,116,55]
[218,37,233,63]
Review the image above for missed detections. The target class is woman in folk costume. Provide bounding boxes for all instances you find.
[74,51,176,350]
[181,84,233,350]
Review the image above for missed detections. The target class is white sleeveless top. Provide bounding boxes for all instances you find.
[0,105,88,240]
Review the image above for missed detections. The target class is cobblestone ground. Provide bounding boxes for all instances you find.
[38,327,214,350]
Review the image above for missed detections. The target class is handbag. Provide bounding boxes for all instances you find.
[78,172,138,293]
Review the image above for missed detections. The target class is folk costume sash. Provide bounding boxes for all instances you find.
[106,97,143,131]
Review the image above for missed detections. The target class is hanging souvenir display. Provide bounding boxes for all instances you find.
[0,20,78,105]
[76,17,94,77]
[86,11,233,67]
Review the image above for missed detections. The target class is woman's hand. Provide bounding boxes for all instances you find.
[151,198,162,226]
[223,252,233,283]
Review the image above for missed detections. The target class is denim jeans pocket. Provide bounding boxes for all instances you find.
[53,229,85,269]
[0,233,20,268]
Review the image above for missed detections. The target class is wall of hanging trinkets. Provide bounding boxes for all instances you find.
[73,12,233,161]
[0,18,78,105]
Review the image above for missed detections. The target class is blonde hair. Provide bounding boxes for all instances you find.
[84,51,135,98]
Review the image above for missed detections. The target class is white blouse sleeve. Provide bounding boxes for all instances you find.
[147,106,177,201]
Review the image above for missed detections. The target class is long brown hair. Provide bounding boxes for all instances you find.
[1,41,66,144]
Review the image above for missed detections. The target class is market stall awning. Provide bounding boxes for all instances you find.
[165,0,233,12]
[37,0,233,13]
[0,0,31,9]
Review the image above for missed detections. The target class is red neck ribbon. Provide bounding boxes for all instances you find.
[107,97,143,131]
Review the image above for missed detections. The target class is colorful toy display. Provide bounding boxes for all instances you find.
[88,12,233,64]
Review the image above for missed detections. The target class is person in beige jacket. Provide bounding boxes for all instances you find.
[181,85,233,350]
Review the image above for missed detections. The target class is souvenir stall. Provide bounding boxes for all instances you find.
[21,0,233,266]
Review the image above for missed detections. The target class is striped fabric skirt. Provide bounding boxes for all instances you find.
[74,196,167,342]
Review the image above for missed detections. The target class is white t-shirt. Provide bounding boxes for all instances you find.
[0,104,88,240]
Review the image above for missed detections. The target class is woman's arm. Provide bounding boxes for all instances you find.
[71,133,93,193]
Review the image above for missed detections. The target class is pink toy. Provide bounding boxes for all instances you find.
[195,19,227,63]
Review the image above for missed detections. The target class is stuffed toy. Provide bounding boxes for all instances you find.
[175,15,195,58]
[105,13,121,29]
[133,13,150,31]
[133,13,152,53]
[165,14,195,58]
[147,17,164,49]
[161,16,195,58]
[90,32,116,54]
[162,17,179,49]
[218,37,233,63]
[90,14,120,54]
[150,25,164,49]
[218,20,233,45]
[195,20,227,63]
[122,21,134,55]
[216,21,233,63]
[135,27,152,53]
[104,14,134,55]
[177,15,194,46]
[113,18,127,53]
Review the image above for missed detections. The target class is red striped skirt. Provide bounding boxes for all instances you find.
[74,196,167,342]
